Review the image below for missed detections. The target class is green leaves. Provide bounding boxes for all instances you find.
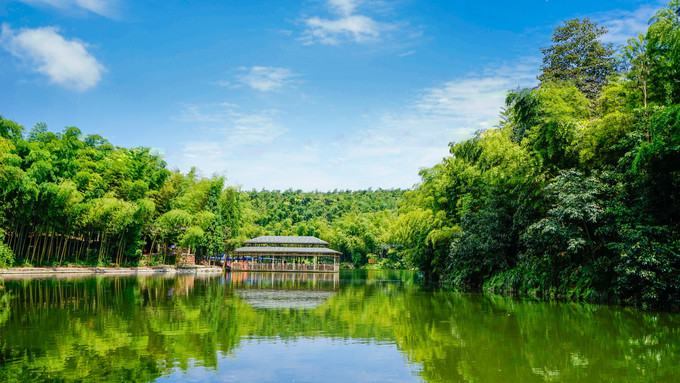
[0,229,14,268]
[611,225,680,308]
[538,18,615,99]
[647,1,680,105]
[0,116,24,142]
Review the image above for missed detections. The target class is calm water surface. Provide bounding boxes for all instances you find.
[1,270,679,382]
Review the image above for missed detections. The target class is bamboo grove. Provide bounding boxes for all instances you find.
[0,123,242,267]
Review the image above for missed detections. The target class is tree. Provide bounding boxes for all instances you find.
[538,18,615,99]
[622,34,652,107]
[647,0,680,105]
[0,116,24,142]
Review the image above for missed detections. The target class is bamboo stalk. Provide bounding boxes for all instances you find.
[30,228,40,265]
[59,233,68,263]
[75,232,83,263]
[46,228,54,264]
[84,231,91,261]
[16,225,26,261]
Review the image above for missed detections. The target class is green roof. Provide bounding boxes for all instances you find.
[232,246,341,256]
[243,236,330,246]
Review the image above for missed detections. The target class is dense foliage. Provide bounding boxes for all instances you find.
[0,123,241,266]
[238,189,404,267]
[2,2,679,308]
[394,4,680,308]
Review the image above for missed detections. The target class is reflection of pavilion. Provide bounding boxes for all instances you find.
[229,236,341,273]
[226,271,339,310]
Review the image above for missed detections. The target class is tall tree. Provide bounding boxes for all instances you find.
[647,0,680,105]
[622,34,652,107]
[538,18,615,99]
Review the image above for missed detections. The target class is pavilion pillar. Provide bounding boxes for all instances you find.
[314,256,317,271]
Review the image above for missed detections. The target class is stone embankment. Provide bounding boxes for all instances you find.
[0,266,223,278]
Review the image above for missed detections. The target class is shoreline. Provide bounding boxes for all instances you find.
[0,265,224,277]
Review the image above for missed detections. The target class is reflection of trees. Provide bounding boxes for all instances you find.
[322,288,680,382]
[0,275,252,381]
[1,273,679,382]
[0,283,10,326]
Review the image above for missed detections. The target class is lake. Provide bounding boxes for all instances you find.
[1,270,679,382]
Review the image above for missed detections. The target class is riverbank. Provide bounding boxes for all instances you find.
[0,265,224,277]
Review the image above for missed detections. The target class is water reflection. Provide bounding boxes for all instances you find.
[228,272,339,310]
[0,271,678,382]
[226,270,340,290]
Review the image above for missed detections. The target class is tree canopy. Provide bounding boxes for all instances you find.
[538,18,616,99]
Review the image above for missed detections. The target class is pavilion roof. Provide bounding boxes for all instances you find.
[232,246,341,256]
[243,236,330,246]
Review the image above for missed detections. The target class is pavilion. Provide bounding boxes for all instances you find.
[229,236,341,273]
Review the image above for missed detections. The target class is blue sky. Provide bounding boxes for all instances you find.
[0,0,664,191]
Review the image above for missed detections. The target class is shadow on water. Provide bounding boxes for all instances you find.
[0,270,679,382]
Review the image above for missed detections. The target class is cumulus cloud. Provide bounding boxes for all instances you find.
[302,0,387,45]
[236,66,298,92]
[1,24,105,91]
[17,0,119,18]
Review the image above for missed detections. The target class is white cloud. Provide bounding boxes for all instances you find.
[176,104,287,149]
[17,0,119,18]
[174,106,306,188]
[1,24,105,91]
[301,0,387,45]
[416,58,538,128]
[224,113,288,147]
[595,3,662,44]
[417,78,510,123]
[321,59,541,188]
[174,102,237,123]
[328,0,358,16]
[182,142,223,160]
[171,60,540,191]
[237,66,298,92]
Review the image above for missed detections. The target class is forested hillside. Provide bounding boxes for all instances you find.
[237,189,404,266]
[1,1,679,308]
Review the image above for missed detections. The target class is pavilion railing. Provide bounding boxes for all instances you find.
[228,261,338,272]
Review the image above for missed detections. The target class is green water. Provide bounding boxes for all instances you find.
[0,270,679,382]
